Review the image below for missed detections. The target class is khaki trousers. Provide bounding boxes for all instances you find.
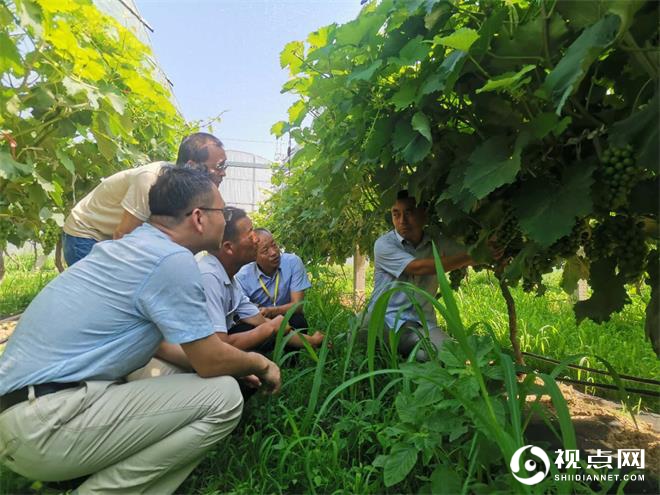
[0,373,243,494]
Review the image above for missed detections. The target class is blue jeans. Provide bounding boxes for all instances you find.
[62,232,97,266]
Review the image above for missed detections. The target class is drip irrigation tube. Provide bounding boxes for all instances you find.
[553,377,660,398]
[522,351,660,386]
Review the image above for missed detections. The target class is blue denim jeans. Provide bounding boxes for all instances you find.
[62,232,97,266]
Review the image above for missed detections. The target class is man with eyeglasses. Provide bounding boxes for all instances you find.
[62,132,228,265]
[0,167,281,493]
[127,207,322,383]
[235,228,314,332]
[199,209,323,352]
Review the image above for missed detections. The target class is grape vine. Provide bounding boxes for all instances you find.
[0,0,186,262]
[264,0,659,355]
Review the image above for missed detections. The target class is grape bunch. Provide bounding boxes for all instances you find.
[449,267,467,290]
[599,145,639,209]
[551,220,590,258]
[522,250,554,295]
[0,218,14,248]
[40,221,61,256]
[585,215,649,283]
[495,216,522,256]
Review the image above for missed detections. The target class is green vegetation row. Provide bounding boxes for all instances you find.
[0,0,186,256]
[262,0,659,355]
[1,255,657,493]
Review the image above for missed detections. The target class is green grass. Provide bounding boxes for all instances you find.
[0,254,58,318]
[454,269,658,383]
[0,260,657,494]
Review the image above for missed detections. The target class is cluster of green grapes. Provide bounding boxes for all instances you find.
[449,266,468,290]
[522,250,556,295]
[0,219,14,247]
[599,145,639,209]
[550,221,590,258]
[496,216,523,258]
[40,221,61,256]
[585,215,649,283]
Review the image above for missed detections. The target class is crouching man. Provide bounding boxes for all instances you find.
[0,167,280,494]
[366,190,472,361]
[199,209,323,353]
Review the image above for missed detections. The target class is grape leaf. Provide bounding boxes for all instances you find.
[465,133,529,199]
[0,31,24,75]
[280,40,305,73]
[411,111,432,142]
[401,134,432,163]
[610,94,659,174]
[364,117,394,160]
[476,65,535,94]
[513,164,595,247]
[434,28,479,52]
[0,152,30,179]
[420,50,467,96]
[391,80,419,110]
[348,59,383,82]
[393,118,416,151]
[574,257,630,324]
[561,256,589,294]
[390,36,428,66]
[542,14,620,114]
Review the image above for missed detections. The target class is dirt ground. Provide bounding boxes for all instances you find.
[0,316,18,345]
[537,383,660,478]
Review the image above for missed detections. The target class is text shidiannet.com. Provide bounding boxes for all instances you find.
[554,474,645,482]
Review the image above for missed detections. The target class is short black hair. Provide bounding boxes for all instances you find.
[395,189,427,209]
[223,207,248,243]
[149,166,216,222]
[254,227,272,237]
[176,132,224,165]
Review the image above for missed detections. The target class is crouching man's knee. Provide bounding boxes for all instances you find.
[200,375,244,440]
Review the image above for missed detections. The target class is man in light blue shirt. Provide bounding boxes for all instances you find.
[197,211,323,354]
[236,228,314,331]
[0,167,281,494]
[368,190,472,361]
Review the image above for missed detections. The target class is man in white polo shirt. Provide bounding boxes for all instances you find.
[62,132,227,265]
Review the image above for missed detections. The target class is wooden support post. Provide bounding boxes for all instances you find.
[353,245,366,307]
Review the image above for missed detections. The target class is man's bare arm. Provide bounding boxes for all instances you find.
[261,290,305,318]
[155,341,193,370]
[113,210,144,239]
[403,253,473,276]
[215,316,284,351]
[181,333,281,393]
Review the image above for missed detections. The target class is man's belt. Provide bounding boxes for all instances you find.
[0,382,80,413]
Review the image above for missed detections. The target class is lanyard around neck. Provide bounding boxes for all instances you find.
[258,269,280,305]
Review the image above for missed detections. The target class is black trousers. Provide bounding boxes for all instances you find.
[228,312,309,353]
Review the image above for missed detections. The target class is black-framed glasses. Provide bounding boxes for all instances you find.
[185,207,233,221]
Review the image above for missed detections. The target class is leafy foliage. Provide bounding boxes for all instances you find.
[265,0,659,352]
[0,0,186,250]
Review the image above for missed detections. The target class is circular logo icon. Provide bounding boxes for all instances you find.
[510,445,551,486]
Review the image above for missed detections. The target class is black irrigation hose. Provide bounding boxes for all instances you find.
[554,377,660,398]
[522,351,660,387]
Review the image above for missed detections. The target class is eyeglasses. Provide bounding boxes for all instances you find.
[185,207,233,221]
[210,160,229,172]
